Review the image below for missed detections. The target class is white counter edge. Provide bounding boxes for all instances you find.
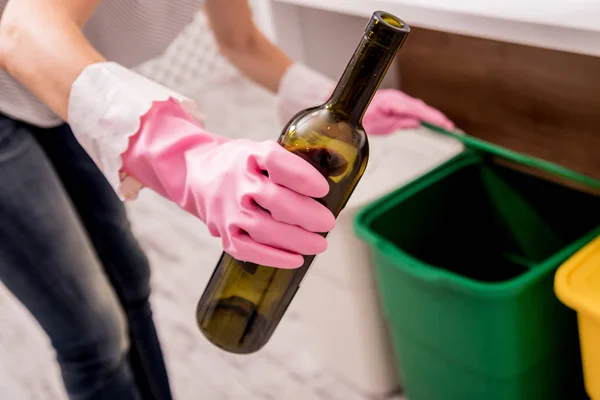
[269,0,600,57]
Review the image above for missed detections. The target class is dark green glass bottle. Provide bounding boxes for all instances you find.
[195,11,410,354]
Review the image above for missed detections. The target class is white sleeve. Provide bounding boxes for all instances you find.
[276,63,335,125]
[67,62,204,200]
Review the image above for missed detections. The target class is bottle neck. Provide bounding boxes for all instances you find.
[327,36,398,124]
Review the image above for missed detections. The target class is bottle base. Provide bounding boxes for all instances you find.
[196,295,270,354]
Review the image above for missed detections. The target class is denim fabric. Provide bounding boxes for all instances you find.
[0,114,173,400]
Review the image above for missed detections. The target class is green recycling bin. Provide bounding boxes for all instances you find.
[354,124,600,400]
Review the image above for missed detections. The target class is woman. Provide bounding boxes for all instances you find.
[0,1,454,399]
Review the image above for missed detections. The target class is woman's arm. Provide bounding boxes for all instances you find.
[0,0,105,120]
[205,0,455,133]
[204,0,292,93]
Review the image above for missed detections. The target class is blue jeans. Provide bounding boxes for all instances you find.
[0,114,173,400]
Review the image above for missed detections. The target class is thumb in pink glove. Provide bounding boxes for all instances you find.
[121,98,335,269]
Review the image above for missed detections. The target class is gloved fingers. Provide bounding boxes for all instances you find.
[238,205,328,256]
[363,116,420,135]
[391,98,455,130]
[251,180,335,233]
[255,141,330,198]
[227,234,305,269]
[415,102,455,130]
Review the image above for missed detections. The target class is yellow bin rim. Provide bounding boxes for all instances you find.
[555,235,600,318]
[555,234,600,400]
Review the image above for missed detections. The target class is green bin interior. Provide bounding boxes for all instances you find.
[354,126,600,400]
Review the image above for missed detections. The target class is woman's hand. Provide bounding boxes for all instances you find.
[1,0,335,269]
[121,98,335,269]
[276,63,455,133]
[362,88,455,134]
[66,61,334,269]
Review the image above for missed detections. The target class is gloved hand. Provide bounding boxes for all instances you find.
[277,64,454,134]
[68,62,334,269]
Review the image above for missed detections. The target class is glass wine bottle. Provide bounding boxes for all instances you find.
[195,11,410,354]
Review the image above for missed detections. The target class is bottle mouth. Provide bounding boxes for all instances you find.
[367,11,411,49]
[378,12,405,29]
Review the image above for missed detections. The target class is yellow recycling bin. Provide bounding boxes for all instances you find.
[555,235,600,400]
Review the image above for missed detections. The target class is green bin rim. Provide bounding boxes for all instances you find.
[422,122,600,190]
[354,123,600,296]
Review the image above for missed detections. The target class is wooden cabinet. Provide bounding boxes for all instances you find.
[396,26,600,179]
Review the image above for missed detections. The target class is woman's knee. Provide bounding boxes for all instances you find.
[53,288,134,398]
[55,290,130,372]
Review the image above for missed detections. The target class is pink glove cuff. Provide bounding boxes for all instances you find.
[68,62,205,200]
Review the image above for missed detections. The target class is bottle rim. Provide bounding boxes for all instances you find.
[367,11,411,49]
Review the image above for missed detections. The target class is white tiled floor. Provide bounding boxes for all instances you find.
[0,61,406,399]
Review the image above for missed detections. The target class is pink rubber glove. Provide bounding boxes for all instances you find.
[277,64,455,135]
[362,88,454,134]
[121,98,335,269]
[68,62,334,269]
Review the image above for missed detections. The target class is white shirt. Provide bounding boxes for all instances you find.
[0,0,204,127]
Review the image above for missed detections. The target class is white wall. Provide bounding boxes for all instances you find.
[256,1,400,88]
